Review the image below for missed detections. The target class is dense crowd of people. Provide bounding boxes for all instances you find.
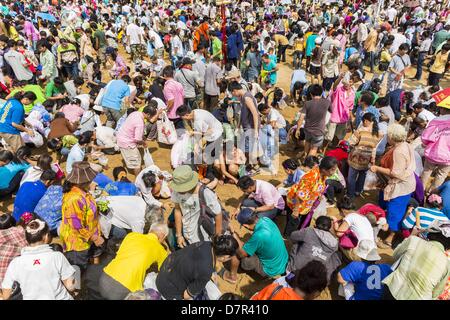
[0,0,449,300]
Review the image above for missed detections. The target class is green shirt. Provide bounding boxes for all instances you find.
[354,91,378,110]
[382,236,450,300]
[45,81,65,98]
[8,85,46,114]
[212,38,223,60]
[243,217,288,277]
[93,30,107,49]
[432,30,450,49]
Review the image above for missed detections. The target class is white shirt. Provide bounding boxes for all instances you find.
[149,29,164,49]
[2,245,75,300]
[391,33,407,54]
[268,108,287,128]
[75,94,91,110]
[126,23,144,45]
[122,5,131,14]
[95,126,117,148]
[417,109,436,123]
[135,165,172,208]
[171,35,184,57]
[344,213,376,244]
[419,38,432,52]
[386,8,397,22]
[105,196,148,234]
[20,166,43,186]
[193,109,224,142]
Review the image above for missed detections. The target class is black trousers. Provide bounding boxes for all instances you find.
[325,179,344,202]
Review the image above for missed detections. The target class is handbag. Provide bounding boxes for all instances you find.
[180,69,201,97]
[348,145,373,170]
[339,229,359,249]
[156,111,177,145]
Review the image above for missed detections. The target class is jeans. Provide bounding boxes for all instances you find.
[242,198,280,220]
[428,72,442,86]
[346,167,368,198]
[365,51,375,72]
[277,45,288,62]
[414,52,426,80]
[388,89,403,121]
[62,62,79,80]
[292,50,303,69]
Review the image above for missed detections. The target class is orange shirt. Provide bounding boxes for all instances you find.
[251,283,303,300]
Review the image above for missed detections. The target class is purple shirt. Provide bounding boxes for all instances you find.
[24,21,40,42]
[250,180,285,210]
[163,79,185,119]
[116,111,145,148]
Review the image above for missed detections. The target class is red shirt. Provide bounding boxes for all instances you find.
[358,203,386,220]
[325,148,348,162]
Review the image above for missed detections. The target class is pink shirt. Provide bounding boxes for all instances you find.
[61,104,85,123]
[163,79,185,119]
[24,21,40,42]
[116,111,145,149]
[421,115,450,165]
[250,180,285,210]
[329,83,355,124]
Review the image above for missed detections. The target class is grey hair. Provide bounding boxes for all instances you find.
[387,123,407,143]
[149,222,169,237]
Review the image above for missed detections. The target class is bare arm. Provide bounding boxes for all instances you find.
[174,205,186,248]
[214,213,223,236]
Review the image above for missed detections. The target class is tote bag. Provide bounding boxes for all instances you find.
[157,112,177,145]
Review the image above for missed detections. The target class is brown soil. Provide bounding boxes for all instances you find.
[1,45,448,300]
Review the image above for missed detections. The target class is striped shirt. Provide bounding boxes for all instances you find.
[402,207,449,230]
[383,236,450,300]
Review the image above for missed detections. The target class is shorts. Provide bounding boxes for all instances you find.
[241,255,268,277]
[98,47,106,63]
[120,147,142,170]
[304,131,324,147]
[104,108,124,125]
[325,122,347,141]
[309,65,321,75]
[0,133,24,152]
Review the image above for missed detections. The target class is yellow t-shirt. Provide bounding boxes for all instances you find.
[104,233,168,292]
[430,51,449,74]
[293,38,304,51]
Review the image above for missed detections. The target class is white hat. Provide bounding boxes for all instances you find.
[93,105,104,112]
[355,240,381,261]
[315,37,323,45]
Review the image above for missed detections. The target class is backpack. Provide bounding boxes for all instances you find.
[197,184,230,240]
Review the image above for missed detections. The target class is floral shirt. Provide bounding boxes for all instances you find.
[60,186,101,252]
[34,185,63,231]
[286,166,326,214]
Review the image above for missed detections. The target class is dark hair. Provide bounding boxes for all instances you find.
[142,171,157,188]
[15,146,31,164]
[282,158,300,170]
[288,261,328,298]
[73,77,85,86]
[53,77,64,87]
[315,216,332,231]
[237,176,255,190]
[337,195,356,211]
[376,96,389,107]
[37,154,53,171]
[219,293,242,300]
[303,156,320,169]
[13,91,37,102]
[112,166,129,182]
[228,81,243,92]
[413,102,424,111]
[176,104,192,117]
[0,214,16,230]
[399,43,410,51]
[362,112,379,137]
[78,131,93,145]
[25,219,50,244]
[360,92,373,106]
[49,243,64,252]
[47,138,62,151]
[62,180,75,193]
[309,84,323,97]
[142,104,158,117]
[40,169,56,182]
[257,103,270,113]
[212,234,238,256]
[0,149,14,164]
[319,156,338,171]
[162,65,174,78]
[121,75,131,83]
[427,232,450,250]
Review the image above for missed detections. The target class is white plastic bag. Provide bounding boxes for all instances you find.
[364,170,379,191]
[171,133,192,168]
[143,148,154,167]
[157,112,177,145]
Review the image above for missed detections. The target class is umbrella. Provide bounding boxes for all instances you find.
[432,87,450,109]
[404,0,420,8]
[36,12,57,23]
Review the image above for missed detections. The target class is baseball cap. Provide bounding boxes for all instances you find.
[237,207,256,225]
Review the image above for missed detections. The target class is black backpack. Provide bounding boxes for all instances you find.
[197,184,230,240]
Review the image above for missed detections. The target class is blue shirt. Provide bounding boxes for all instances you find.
[105,181,138,196]
[340,262,392,300]
[94,173,113,189]
[243,217,288,277]
[284,168,305,187]
[290,69,308,91]
[227,33,239,59]
[13,180,47,220]
[0,99,25,135]
[344,47,358,62]
[403,206,449,229]
[0,162,30,189]
[101,80,131,111]
[438,181,450,218]
[305,34,318,57]
[355,105,380,128]
[34,185,63,231]
[263,60,277,85]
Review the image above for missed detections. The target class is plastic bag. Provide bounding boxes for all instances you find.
[363,170,379,191]
[143,148,154,167]
[171,133,193,168]
[147,41,154,57]
[157,112,177,145]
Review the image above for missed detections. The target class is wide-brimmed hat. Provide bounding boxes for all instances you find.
[66,161,98,185]
[225,69,241,80]
[93,105,104,112]
[355,240,381,261]
[169,165,198,193]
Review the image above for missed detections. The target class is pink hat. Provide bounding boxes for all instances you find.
[428,194,442,204]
